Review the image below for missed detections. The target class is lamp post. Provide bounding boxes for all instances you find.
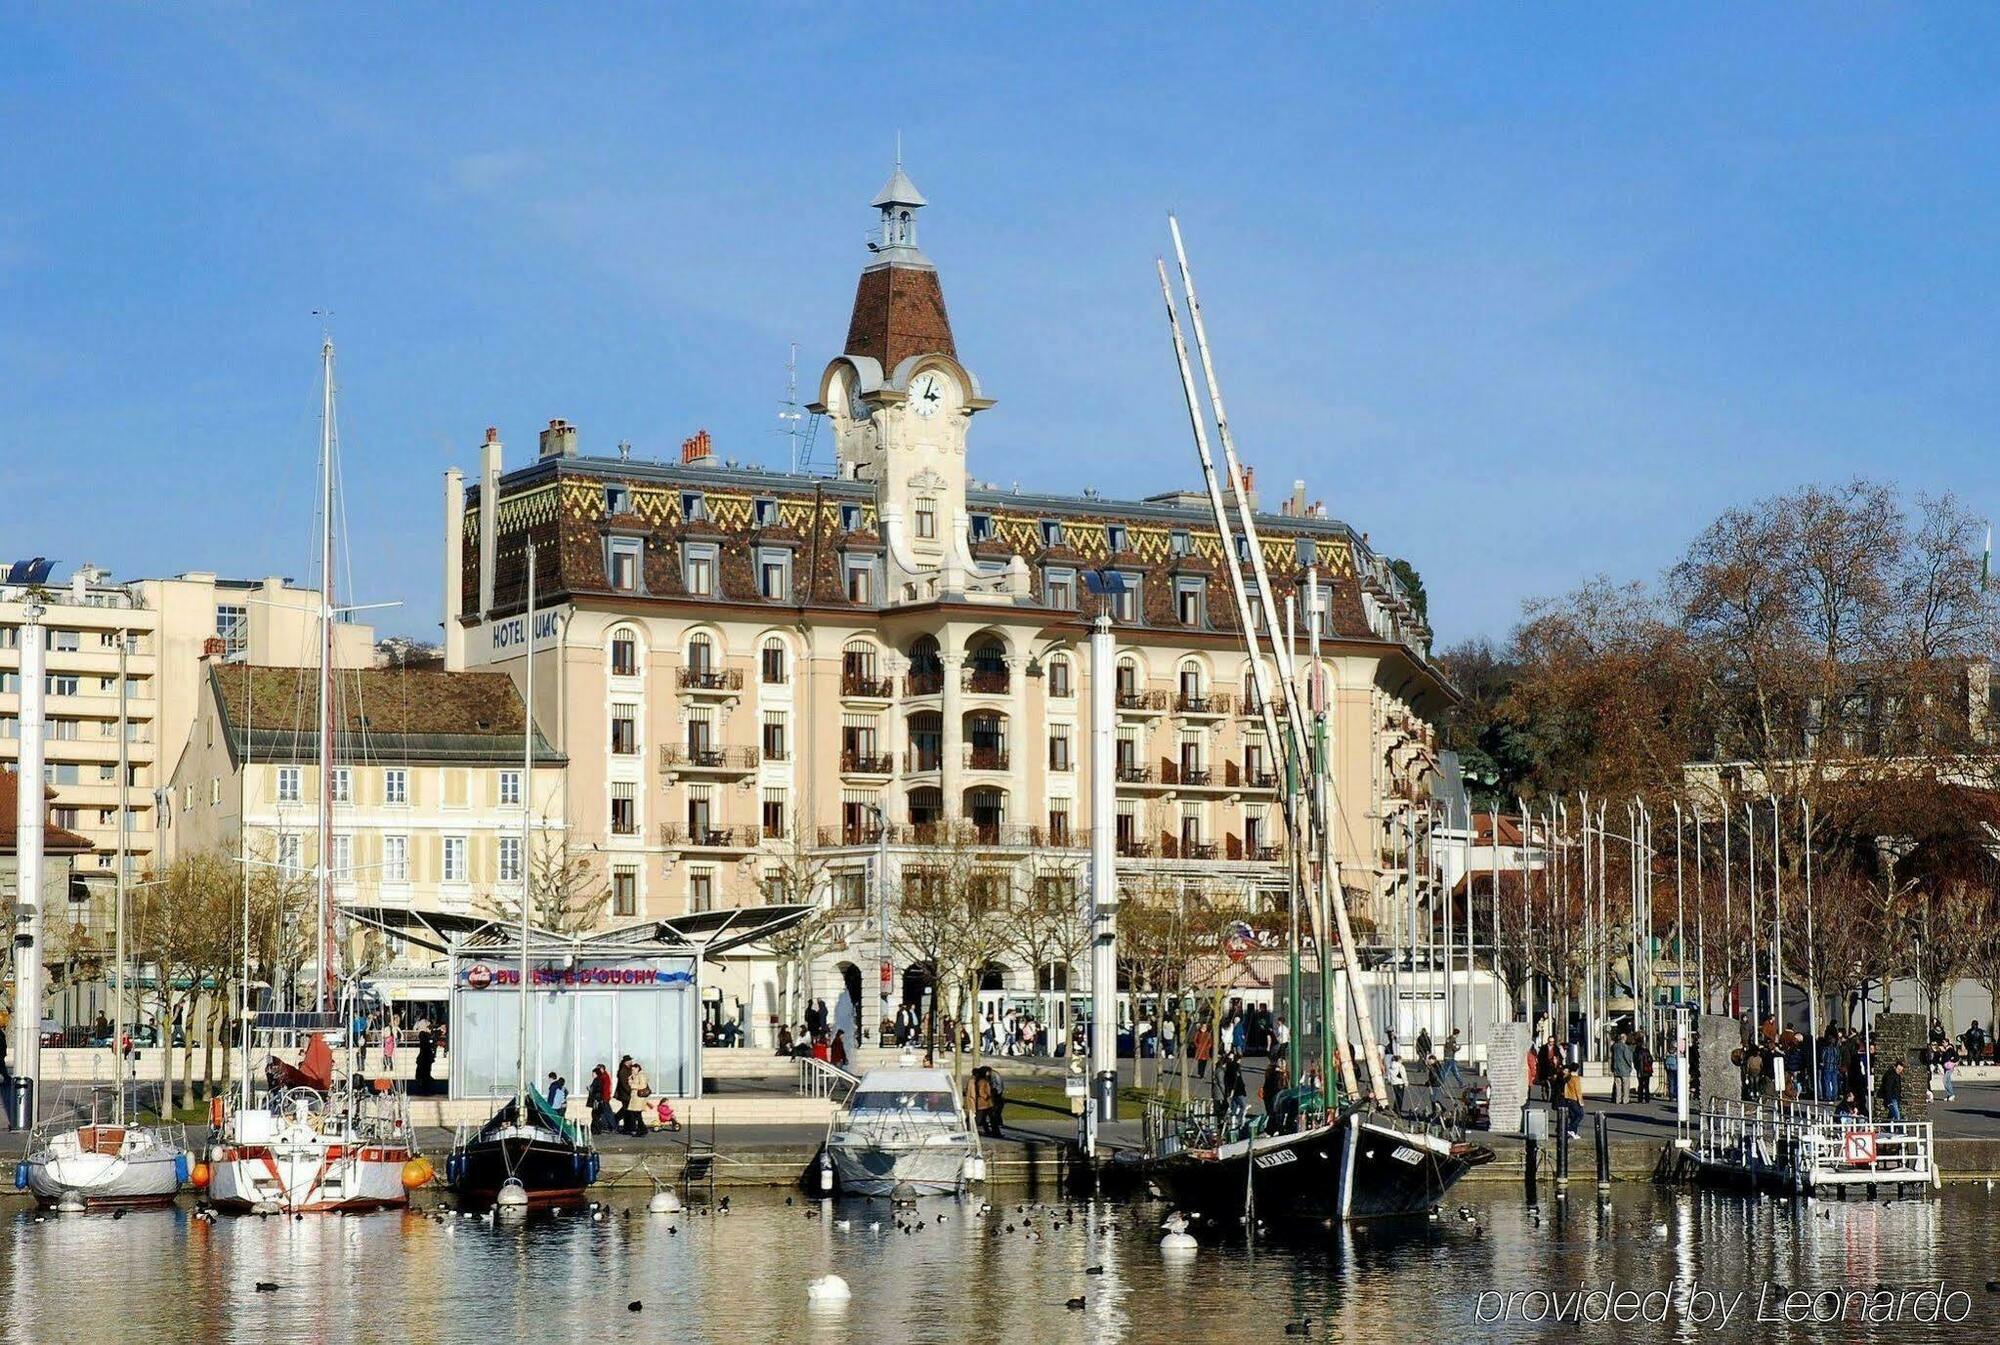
[10,596,46,1129]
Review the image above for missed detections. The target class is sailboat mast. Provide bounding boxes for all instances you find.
[113,627,128,1125]
[317,336,337,1015]
[518,546,535,1116]
[1166,217,1392,1109]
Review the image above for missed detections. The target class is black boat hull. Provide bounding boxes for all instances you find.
[447,1136,595,1206]
[1148,1112,1494,1223]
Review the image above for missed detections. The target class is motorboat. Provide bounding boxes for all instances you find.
[823,1068,981,1196]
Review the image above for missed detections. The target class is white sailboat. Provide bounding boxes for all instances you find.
[18,603,189,1209]
[201,335,424,1214]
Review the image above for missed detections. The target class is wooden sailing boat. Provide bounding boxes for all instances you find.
[445,545,598,1208]
[202,336,423,1214]
[18,630,189,1209]
[1139,219,1492,1222]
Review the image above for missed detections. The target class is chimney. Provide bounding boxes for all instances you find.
[681,429,714,465]
[539,418,578,459]
[1240,465,1258,512]
[478,427,502,619]
[1288,480,1307,518]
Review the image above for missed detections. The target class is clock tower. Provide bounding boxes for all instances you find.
[817,158,996,596]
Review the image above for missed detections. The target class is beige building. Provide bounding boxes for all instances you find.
[1,565,371,903]
[165,661,564,1004]
[442,168,1454,1040]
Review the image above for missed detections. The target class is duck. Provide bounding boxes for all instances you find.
[1065,1297,1087,1311]
[806,1275,851,1301]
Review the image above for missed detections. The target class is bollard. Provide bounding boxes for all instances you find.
[1555,1113,1570,1184]
[1594,1112,1611,1194]
[1524,1134,1540,1201]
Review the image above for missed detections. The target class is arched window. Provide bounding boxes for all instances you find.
[760,638,787,686]
[610,630,638,678]
[966,636,1008,694]
[1045,654,1072,698]
[687,634,714,674]
[1116,656,1140,699]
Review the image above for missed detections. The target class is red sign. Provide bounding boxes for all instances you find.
[1224,921,1258,964]
[464,964,494,989]
[1843,1131,1878,1166]
[879,961,893,991]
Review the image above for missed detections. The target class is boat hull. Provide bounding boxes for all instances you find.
[207,1143,412,1213]
[1148,1112,1494,1223]
[24,1131,185,1209]
[826,1138,974,1197]
[448,1135,595,1206]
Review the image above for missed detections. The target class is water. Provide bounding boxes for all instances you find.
[2,1184,1997,1343]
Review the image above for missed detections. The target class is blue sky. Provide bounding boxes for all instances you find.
[5,6,1999,645]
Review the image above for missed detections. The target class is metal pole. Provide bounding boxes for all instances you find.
[1745,802,1759,1033]
[1673,802,1684,1019]
[1722,810,1733,1020]
[1087,614,1118,1090]
[1694,810,1705,1015]
[1769,794,1782,1035]
[316,335,337,1014]
[1802,800,1818,1072]
[517,544,535,1116]
[11,598,47,1129]
[113,629,129,1124]
[875,807,890,1045]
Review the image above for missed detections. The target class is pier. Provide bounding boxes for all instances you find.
[1678,1099,1939,1197]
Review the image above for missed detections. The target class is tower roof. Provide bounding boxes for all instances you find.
[870,165,927,209]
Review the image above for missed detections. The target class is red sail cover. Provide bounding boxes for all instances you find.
[268,1033,336,1092]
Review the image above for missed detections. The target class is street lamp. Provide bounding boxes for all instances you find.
[866,803,891,1048]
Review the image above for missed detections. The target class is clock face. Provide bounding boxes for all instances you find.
[847,381,870,421]
[909,370,947,419]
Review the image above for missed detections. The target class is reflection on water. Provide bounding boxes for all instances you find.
[0,1183,1994,1343]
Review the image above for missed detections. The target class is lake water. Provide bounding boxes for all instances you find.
[2,1183,1996,1343]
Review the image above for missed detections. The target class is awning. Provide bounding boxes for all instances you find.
[347,902,816,964]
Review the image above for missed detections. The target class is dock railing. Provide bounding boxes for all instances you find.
[1691,1097,1937,1193]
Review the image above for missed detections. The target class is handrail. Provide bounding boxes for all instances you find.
[796,1055,859,1100]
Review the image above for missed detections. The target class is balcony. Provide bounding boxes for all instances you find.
[1117,688,1169,716]
[884,822,1084,850]
[660,744,758,776]
[963,744,1010,772]
[817,824,885,848]
[962,666,1010,696]
[841,672,895,700]
[1175,691,1234,718]
[905,670,944,697]
[1115,834,1156,858]
[1226,834,1283,863]
[678,667,743,695]
[1161,837,1219,861]
[661,823,757,853]
[904,747,944,775]
[1115,761,1157,786]
[1230,760,1279,791]
[840,749,895,776]
[1241,695,1287,721]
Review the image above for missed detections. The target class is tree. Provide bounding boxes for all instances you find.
[755,811,850,1035]
[131,850,240,1114]
[1388,558,1428,626]
[892,820,1011,1082]
[1000,850,1089,1052]
[474,824,605,936]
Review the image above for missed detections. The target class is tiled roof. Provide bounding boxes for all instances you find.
[0,772,94,855]
[210,664,563,767]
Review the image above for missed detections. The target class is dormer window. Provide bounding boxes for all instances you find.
[969,514,994,542]
[1237,536,1253,562]
[1295,537,1317,565]
[1040,520,1064,547]
[1044,567,1076,611]
[606,536,643,592]
[754,498,777,527]
[1170,530,1190,556]
[1107,524,1128,552]
[681,492,707,522]
[606,485,630,515]
[840,503,861,532]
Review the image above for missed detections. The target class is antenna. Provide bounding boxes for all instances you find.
[775,341,822,475]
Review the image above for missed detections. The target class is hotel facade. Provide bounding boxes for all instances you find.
[443,169,1454,1043]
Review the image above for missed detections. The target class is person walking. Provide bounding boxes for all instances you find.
[380,1025,397,1077]
[1561,1066,1587,1139]
[1194,1022,1214,1079]
[1416,1026,1433,1065]
[1818,1029,1841,1103]
[830,1029,848,1069]
[1609,1032,1633,1105]
[588,1064,615,1134]
[1440,1030,1464,1089]
[1941,1039,1959,1101]
[1636,1037,1655,1103]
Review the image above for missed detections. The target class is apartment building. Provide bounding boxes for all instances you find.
[0,565,372,902]
[166,661,565,1005]
[442,167,1455,1041]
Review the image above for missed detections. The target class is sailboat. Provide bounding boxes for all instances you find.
[201,336,424,1214]
[446,544,598,1208]
[18,619,189,1209]
[1138,221,1492,1223]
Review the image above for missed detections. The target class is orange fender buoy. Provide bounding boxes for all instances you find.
[191,1161,212,1189]
[400,1157,436,1190]
[209,1096,225,1126]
